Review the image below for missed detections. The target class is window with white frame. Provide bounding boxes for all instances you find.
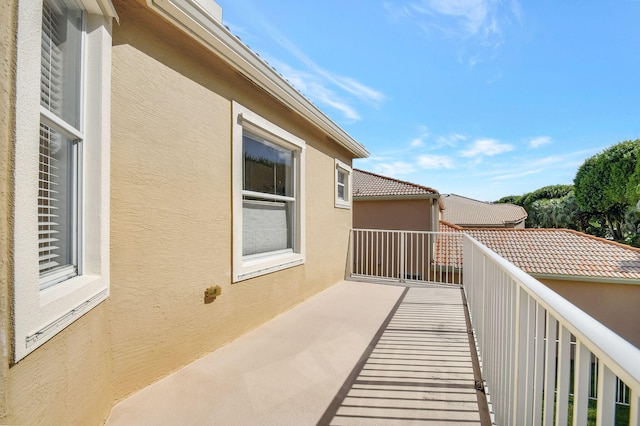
[39,0,84,289]
[13,0,115,362]
[232,102,305,282]
[335,159,352,209]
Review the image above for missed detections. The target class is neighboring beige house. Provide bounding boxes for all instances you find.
[353,169,442,231]
[0,1,368,424]
[441,221,640,348]
[442,193,528,228]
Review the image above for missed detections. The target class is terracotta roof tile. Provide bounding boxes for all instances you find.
[439,221,640,280]
[441,194,527,227]
[353,169,439,198]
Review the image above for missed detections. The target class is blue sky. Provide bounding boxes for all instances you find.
[220,0,640,201]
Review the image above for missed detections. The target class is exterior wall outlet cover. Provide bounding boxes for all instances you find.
[204,285,222,303]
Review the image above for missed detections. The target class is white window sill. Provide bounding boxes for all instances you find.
[235,252,304,282]
[335,200,352,209]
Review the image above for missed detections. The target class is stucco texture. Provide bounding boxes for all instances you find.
[1,2,115,424]
[540,278,640,349]
[354,199,435,231]
[1,1,355,424]
[0,0,16,420]
[109,0,353,403]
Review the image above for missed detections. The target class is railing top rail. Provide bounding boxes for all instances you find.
[463,233,640,392]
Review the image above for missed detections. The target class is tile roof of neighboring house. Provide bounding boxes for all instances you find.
[353,169,440,198]
[441,194,527,227]
[439,221,640,281]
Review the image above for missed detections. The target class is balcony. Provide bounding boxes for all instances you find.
[107,230,640,425]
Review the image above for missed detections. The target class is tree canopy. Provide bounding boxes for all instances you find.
[495,139,640,246]
[574,139,640,240]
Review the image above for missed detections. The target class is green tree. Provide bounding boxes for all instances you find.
[497,185,575,228]
[495,195,522,205]
[574,139,640,241]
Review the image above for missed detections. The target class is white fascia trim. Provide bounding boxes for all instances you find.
[146,0,369,159]
[353,194,440,201]
[533,273,640,286]
[80,0,119,21]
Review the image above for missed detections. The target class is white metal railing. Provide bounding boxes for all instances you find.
[349,229,463,285]
[463,234,640,426]
[348,229,640,425]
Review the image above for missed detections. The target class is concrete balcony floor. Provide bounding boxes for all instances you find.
[106,280,490,425]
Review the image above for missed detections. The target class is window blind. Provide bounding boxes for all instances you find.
[38,123,75,278]
[38,124,61,273]
[242,199,292,256]
[38,0,81,285]
[337,169,346,200]
[41,0,63,116]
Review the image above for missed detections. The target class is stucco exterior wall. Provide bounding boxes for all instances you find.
[0,1,110,423]
[1,1,355,423]
[353,199,434,231]
[0,0,17,420]
[540,278,640,349]
[109,0,353,402]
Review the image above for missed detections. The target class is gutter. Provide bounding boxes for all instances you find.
[353,194,440,201]
[146,0,369,158]
[532,273,640,286]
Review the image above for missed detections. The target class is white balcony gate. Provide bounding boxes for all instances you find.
[348,229,640,425]
[349,229,463,285]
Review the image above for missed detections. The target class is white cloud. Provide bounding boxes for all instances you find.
[404,0,508,41]
[266,58,363,122]
[460,138,514,157]
[387,0,523,66]
[233,15,385,122]
[308,82,361,121]
[417,154,455,169]
[269,32,385,107]
[492,169,542,180]
[510,0,523,24]
[437,133,467,147]
[417,0,494,36]
[374,161,417,177]
[383,2,414,21]
[410,127,431,147]
[335,76,386,105]
[529,136,552,148]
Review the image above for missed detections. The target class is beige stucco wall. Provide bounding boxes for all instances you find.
[109,0,354,403]
[2,3,115,424]
[1,1,355,423]
[353,199,434,231]
[0,0,16,420]
[540,278,640,349]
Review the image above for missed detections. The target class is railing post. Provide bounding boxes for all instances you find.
[543,314,558,426]
[596,362,616,425]
[399,231,405,282]
[532,304,545,426]
[630,393,639,426]
[514,290,535,426]
[348,229,354,279]
[573,341,591,426]
[556,326,571,426]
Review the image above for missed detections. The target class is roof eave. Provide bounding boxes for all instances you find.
[146,0,369,159]
[532,273,640,285]
[354,194,440,201]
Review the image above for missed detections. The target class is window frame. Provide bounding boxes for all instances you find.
[13,0,114,362]
[334,158,352,209]
[232,101,306,282]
